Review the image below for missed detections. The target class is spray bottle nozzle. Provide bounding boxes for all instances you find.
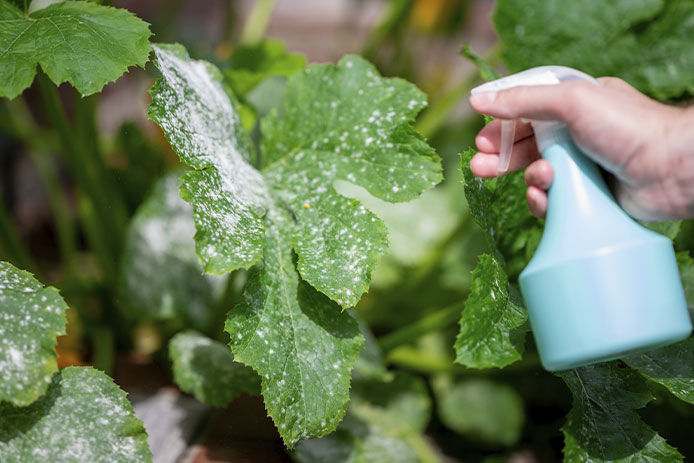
[470,66,599,174]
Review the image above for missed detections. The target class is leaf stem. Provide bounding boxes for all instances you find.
[36,71,124,285]
[0,193,38,275]
[28,151,78,277]
[414,43,502,138]
[239,0,278,45]
[378,301,464,353]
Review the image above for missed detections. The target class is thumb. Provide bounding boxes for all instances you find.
[469,81,602,124]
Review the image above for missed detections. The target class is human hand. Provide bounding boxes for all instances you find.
[468,77,694,221]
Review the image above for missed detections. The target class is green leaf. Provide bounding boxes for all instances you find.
[676,251,694,307]
[624,338,694,404]
[293,374,434,463]
[150,43,440,446]
[261,56,441,306]
[148,43,267,274]
[0,261,67,406]
[642,220,681,240]
[455,254,527,369]
[460,149,542,279]
[225,208,364,447]
[0,366,152,462]
[120,172,226,330]
[169,330,260,406]
[225,39,307,99]
[493,0,694,100]
[461,44,500,82]
[434,377,524,446]
[558,363,683,463]
[0,1,151,99]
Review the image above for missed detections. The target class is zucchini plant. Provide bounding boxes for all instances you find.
[2,0,694,462]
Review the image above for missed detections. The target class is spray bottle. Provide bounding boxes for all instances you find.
[471,66,692,371]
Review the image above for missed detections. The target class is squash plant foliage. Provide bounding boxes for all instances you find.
[0,1,153,462]
[456,1,694,462]
[3,0,694,461]
[148,43,441,446]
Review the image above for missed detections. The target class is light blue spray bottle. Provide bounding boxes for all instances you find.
[471,66,692,371]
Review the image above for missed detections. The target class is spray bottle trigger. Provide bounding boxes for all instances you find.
[498,119,515,173]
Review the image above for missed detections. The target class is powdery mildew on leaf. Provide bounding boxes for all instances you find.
[0,366,152,463]
[262,56,441,306]
[0,261,67,406]
[558,363,683,463]
[226,207,364,447]
[120,172,225,330]
[149,43,268,274]
[150,43,440,446]
[169,330,260,407]
[454,254,527,369]
[0,1,151,99]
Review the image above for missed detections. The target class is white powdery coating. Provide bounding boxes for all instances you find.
[0,262,67,406]
[0,367,152,463]
[150,44,269,272]
[121,173,225,328]
[261,55,442,307]
[227,208,364,447]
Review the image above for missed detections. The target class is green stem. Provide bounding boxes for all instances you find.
[0,194,38,274]
[239,0,278,45]
[361,0,414,60]
[379,301,464,353]
[36,71,123,285]
[414,43,502,138]
[28,151,78,277]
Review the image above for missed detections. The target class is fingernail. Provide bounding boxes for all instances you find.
[470,92,497,108]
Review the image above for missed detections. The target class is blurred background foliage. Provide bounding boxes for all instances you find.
[1,0,694,462]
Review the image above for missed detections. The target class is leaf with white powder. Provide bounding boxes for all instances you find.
[0,261,67,406]
[149,43,440,446]
[0,366,152,463]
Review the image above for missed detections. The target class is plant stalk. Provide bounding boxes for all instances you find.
[378,301,464,353]
[415,43,502,138]
[0,194,38,275]
[239,0,278,45]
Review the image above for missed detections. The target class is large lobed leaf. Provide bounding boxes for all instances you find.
[454,253,527,369]
[120,172,226,331]
[0,366,151,463]
[148,43,268,274]
[225,207,364,447]
[169,330,260,407]
[149,43,441,445]
[494,0,694,100]
[0,261,67,406]
[0,0,151,99]
[558,363,683,463]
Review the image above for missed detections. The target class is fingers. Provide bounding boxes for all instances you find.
[526,186,548,219]
[596,76,640,95]
[524,159,553,190]
[469,81,600,123]
[475,119,534,152]
[470,135,541,177]
[471,119,541,178]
